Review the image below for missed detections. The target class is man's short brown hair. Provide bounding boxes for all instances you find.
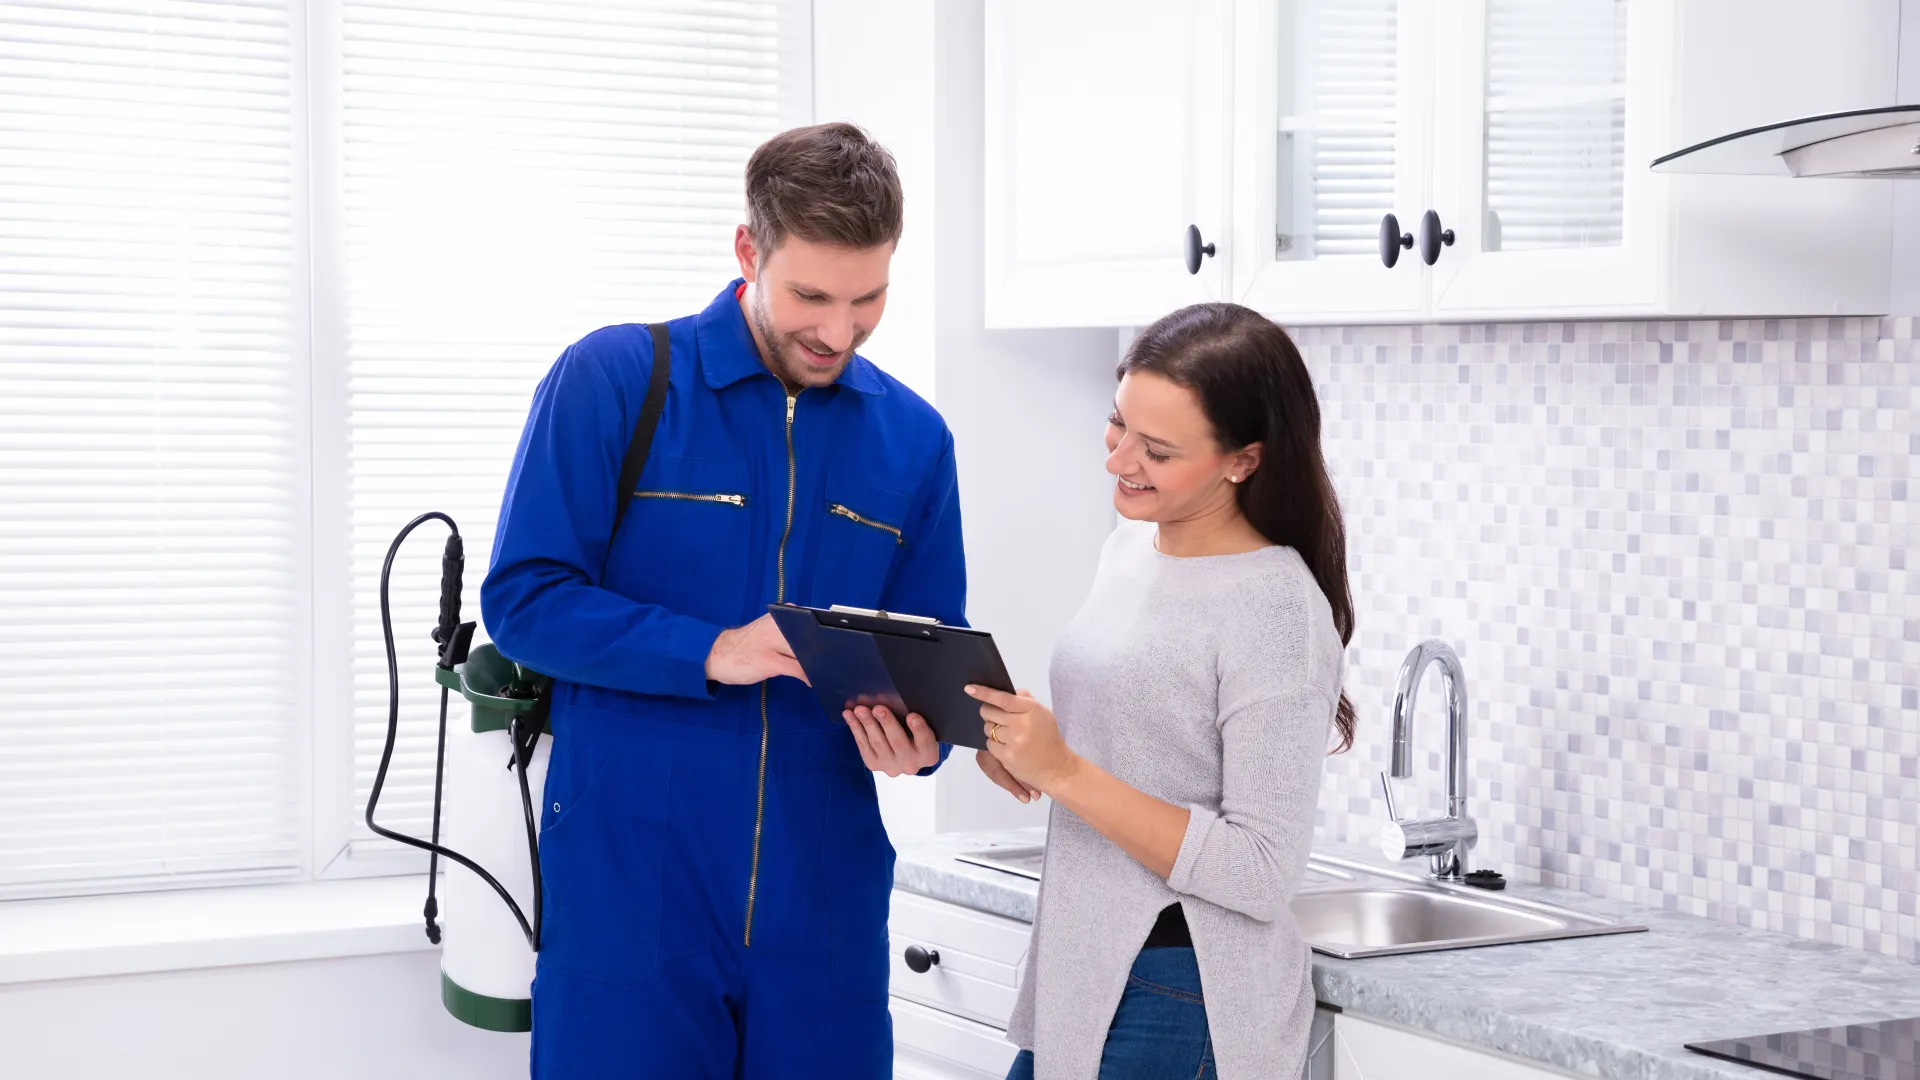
[745,122,903,259]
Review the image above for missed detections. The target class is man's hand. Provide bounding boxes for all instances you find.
[705,614,808,686]
[842,705,942,777]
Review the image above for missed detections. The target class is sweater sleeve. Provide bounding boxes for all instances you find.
[1166,572,1338,922]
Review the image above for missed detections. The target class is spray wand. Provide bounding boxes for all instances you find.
[363,512,541,950]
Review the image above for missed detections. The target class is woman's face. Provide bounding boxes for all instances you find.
[1104,371,1257,523]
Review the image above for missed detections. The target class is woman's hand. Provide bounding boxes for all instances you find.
[842,705,942,777]
[976,746,1042,804]
[967,685,1079,794]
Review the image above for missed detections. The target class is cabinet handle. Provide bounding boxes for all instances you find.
[1418,210,1456,266]
[1184,224,1216,275]
[1379,214,1413,268]
[903,944,940,974]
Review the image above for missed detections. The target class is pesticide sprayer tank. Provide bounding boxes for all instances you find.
[433,644,550,1032]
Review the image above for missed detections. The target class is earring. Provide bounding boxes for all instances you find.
[1229,476,1240,484]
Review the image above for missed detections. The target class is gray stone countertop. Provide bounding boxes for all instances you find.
[893,827,1920,1080]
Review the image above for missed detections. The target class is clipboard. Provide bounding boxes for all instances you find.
[767,603,1014,751]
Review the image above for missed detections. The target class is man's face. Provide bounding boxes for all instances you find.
[735,225,891,390]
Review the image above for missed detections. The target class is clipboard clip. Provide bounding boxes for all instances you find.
[828,604,940,626]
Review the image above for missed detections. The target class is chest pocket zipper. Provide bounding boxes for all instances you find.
[633,490,748,507]
[828,502,905,545]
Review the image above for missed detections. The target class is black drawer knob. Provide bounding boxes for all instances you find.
[1419,209,1455,266]
[1184,224,1216,275]
[1379,213,1413,268]
[903,944,940,974]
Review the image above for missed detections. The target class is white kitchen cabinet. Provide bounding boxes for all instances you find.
[893,997,1020,1080]
[888,889,1026,1079]
[1228,0,1434,321]
[886,891,1585,1080]
[888,889,1029,1030]
[987,0,1897,327]
[1425,0,1895,319]
[1331,1012,1578,1080]
[982,0,1231,329]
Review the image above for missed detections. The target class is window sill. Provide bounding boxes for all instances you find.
[0,875,436,986]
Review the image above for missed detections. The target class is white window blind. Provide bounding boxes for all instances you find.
[337,1,800,855]
[1277,0,1398,262]
[1481,0,1627,252]
[0,1,304,897]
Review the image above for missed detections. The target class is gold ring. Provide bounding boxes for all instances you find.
[988,723,1003,744]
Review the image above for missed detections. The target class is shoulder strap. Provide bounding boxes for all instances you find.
[606,322,673,562]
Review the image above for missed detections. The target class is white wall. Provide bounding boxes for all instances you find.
[0,950,523,1080]
[928,0,1121,835]
[810,1,938,402]
[814,0,1119,838]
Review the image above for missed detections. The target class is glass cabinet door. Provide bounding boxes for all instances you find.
[1478,0,1627,254]
[1274,0,1400,262]
[1430,0,1668,316]
[1230,0,1431,321]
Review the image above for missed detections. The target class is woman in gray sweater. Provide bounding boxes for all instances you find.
[966,303,1356,1080]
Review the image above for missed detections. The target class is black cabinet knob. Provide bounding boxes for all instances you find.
[1379,214,1413,268]
[1418,209,1455,266]
[1184,224,1216,275]
[903,944,940,974]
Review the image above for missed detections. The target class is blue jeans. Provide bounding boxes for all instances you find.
[1007,947,1214,1080]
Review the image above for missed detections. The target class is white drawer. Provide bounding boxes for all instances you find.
[887,889,1032,1030]
[892,995,1021,1079]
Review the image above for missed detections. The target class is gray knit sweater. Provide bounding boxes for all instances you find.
[1007,520,1343,1080]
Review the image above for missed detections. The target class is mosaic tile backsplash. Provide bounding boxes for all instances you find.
[1295,316,1919,962]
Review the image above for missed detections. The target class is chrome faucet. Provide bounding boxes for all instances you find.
[1379,640,1477,881]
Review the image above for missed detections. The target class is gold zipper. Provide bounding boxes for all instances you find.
[745,390,799,947]
[632,490,747,507]
[828,503,905,545]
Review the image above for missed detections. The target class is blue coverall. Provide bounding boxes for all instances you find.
[482,280,966,1079]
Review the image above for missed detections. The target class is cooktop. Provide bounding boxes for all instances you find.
[1687,1017,1919,1080]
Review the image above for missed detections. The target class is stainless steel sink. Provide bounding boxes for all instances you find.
[1287,854,1646,958]
[1294,888,1564,945]
[954,846,1646,958]
[956,843,1044,880]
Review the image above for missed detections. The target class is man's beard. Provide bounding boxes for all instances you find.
[747,287,866,389]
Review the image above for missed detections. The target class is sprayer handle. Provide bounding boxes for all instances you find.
[435,533,464,651]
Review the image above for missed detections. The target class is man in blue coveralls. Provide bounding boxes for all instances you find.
[482,124,1015,1078]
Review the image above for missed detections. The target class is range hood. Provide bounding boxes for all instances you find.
[1651,105,1920,177]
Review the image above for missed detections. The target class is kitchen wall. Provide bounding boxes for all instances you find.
[926,0,1120,835]
[0,950,521,1079]
[1303,316,1919,963]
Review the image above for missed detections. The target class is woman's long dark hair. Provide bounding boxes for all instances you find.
[1120,303,1356,753]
